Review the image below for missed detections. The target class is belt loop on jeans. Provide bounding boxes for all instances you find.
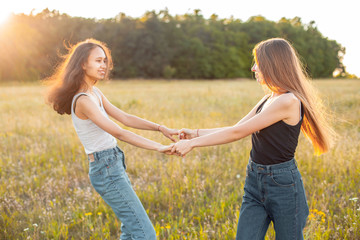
[88,153,95,162]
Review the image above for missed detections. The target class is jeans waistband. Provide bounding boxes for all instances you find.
[249,157,298,174]
[89,146,123,160]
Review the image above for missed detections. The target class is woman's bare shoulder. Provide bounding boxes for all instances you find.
[274,92,299,109]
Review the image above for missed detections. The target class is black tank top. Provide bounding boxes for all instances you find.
[250,95,304,165]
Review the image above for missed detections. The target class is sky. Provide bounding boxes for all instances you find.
[1,0,359,76]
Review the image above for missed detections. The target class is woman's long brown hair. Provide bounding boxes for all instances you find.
[253,38,335,155]
[45,39,113,115]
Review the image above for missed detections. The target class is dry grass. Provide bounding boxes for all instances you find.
[0,79,359,239]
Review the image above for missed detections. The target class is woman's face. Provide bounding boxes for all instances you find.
[83,46,107,81]
[251,63,264,84]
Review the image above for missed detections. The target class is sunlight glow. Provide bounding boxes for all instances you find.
[0,10,11,25]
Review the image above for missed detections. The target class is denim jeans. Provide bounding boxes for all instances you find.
[236,158,309,240]
[88,146,156,240]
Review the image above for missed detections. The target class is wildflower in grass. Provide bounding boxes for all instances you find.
[349,197,358,202]
[309,209,326,223]
[308,213,316,221]
[33,223,38,227]
[85,212,93,216]
[317,210,326,217]
[97,212,102,215]
[236,174,241,179]
[165,225,171,229]
[24,228,29,232]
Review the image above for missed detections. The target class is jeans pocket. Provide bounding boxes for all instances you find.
[270,171,295,187]
[107,160,125,179]
[103,155,118,168]
[89,160,102,176]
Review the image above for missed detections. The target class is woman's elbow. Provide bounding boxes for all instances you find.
[231,127,246,141]
[111,128,126,141]
[118,114,131,127]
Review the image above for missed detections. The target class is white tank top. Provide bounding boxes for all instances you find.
[71,87,117,154]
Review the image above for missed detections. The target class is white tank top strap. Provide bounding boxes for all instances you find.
[71,92,89,115]
[92,87,103,108]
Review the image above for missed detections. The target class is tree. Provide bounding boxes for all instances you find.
[0,9,347,81]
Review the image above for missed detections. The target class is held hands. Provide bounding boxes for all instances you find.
[157,144,176,155]
[178,128,198,140]
[158,127,198,157]
[171,128,197,156]
[157,140,193,157]
[171,139,193,157]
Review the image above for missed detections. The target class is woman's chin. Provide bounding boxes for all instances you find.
[95,75,105,81]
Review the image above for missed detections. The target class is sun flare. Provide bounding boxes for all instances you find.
[0,10,11,25]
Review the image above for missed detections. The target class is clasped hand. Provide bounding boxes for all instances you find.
[158,128,196,157]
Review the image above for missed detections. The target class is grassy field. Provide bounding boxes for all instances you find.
[0,79,359,239]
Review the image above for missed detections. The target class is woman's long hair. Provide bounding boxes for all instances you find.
[253,38,335,154]
[45,39,113,115]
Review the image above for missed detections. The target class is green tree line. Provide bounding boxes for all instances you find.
[0,9,347,81]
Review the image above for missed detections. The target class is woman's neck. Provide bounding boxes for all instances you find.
[78,82,94,94]
[84,74,98,86]
[80,76,97,93]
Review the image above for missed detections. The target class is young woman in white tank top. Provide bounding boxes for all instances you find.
[46,39,176,239]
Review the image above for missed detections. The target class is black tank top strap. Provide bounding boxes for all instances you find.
[256,96,270,113]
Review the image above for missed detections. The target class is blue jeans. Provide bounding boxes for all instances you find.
[88,146,156,240]
[236,158,309,240]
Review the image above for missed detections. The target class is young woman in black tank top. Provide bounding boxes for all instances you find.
[171,38,334,239]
